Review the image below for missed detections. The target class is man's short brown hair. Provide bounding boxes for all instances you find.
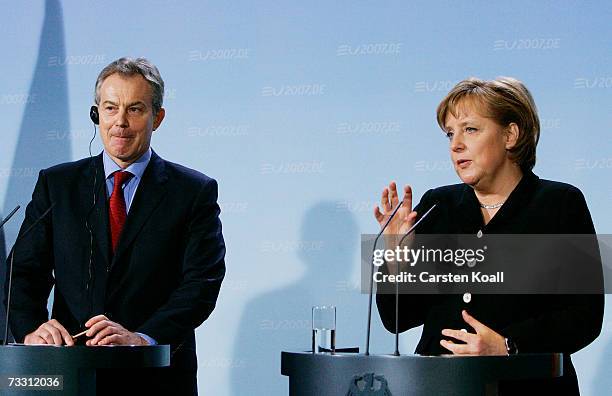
[95,57,164,116]
[436,77,540,170]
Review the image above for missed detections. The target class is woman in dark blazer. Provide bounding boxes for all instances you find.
[375,77,603,395]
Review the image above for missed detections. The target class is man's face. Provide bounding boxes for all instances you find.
[97,73,164,168]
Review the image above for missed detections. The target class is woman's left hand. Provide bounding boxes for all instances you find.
[440,310,507,355]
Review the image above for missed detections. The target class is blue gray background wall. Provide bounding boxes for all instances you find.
[0,1,610,394]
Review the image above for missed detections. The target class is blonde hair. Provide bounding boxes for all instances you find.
[436,77,540,170]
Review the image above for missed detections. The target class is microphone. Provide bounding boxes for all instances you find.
[365,200,404,356]
[0,206,20,229]
[1,205,21,344]
[393,204,436,356]
[3,203,55,345]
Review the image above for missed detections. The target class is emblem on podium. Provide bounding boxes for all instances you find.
[346,373,392,396]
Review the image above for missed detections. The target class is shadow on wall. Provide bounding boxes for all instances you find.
[591,327,612,395]
[1,0,70,340]
[231,201,364,395]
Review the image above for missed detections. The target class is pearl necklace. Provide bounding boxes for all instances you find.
[479,201,505,209]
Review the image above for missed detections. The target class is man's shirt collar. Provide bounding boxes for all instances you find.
[103,148,152,180]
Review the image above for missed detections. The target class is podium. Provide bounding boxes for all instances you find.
[281,351,562,396]
[0,344,169,395]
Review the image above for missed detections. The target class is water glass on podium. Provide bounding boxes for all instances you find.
[312,305,336,353]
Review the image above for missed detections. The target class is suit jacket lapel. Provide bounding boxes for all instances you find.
[484,170,539,232]
[457,185,483,233]
[83,153,111,269]
[75,154,111,319]
[455,170,540,233]
[109,151,168,271]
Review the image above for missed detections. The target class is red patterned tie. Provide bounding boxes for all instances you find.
[109,171,133,254]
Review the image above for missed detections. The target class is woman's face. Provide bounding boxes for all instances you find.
[443,99,516,191]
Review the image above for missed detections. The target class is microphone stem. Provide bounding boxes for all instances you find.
[3,251,15,345]
[394,253,400,356]
[365,273,373,356]
[365,201,404,356]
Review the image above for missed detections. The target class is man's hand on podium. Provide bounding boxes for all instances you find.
[24,319,75,346]
[84,315,149,346]
[440,310,507,356]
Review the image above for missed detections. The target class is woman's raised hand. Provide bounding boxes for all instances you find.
[373,182,418,236]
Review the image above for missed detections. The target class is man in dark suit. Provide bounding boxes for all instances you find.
[6,57,225,395]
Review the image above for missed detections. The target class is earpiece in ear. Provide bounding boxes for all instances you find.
[89,106,99,125]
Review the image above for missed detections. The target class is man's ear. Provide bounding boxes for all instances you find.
[505,123,520,150]
[153,108,165,131]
